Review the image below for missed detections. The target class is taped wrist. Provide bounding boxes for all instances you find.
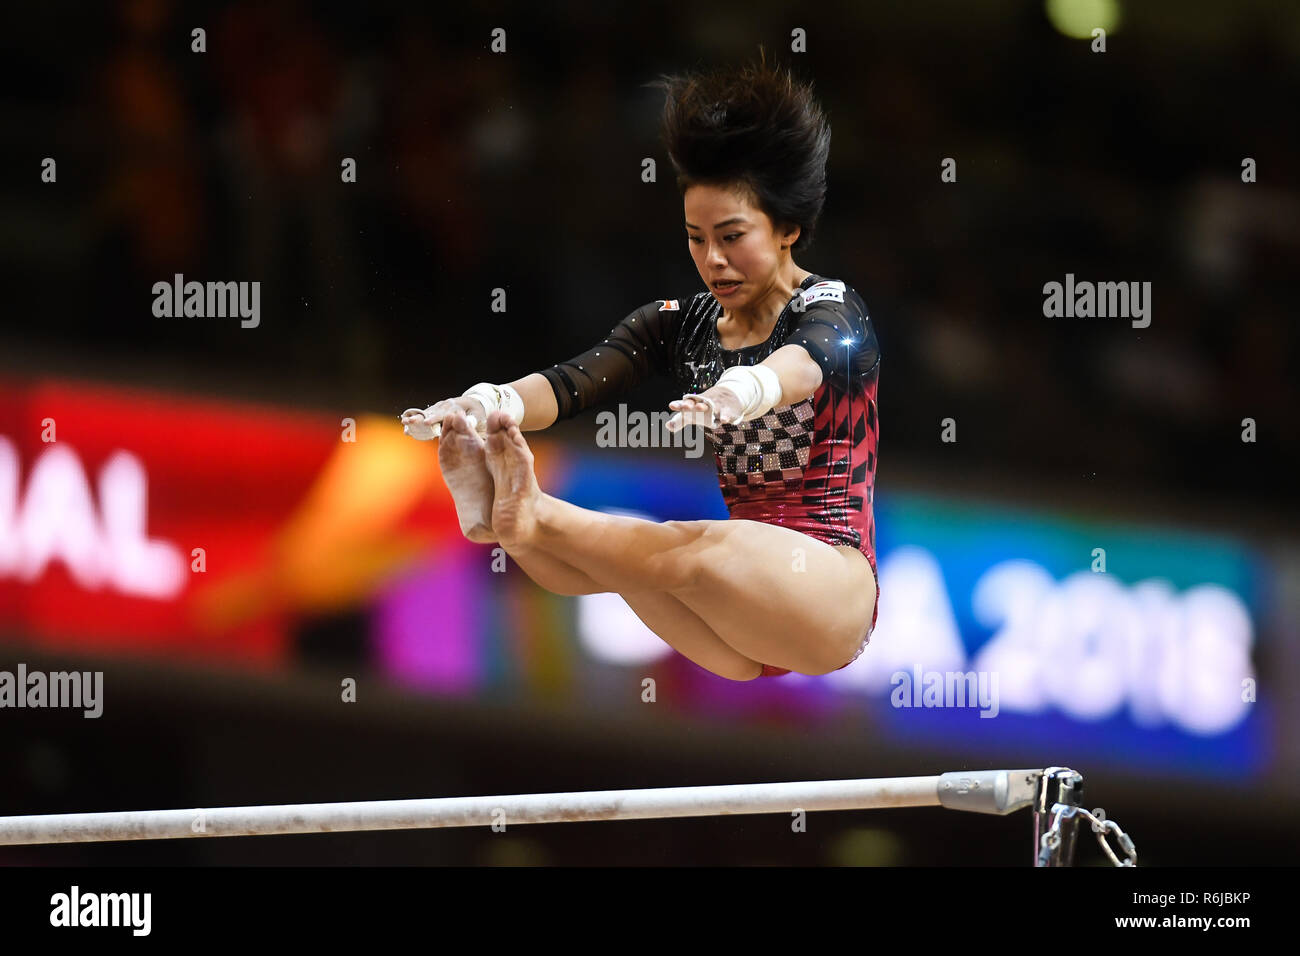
[461,382,527,428]
[714,364,783,423]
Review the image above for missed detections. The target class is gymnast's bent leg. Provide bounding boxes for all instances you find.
[482,411,876,675]
[438,410,764,679]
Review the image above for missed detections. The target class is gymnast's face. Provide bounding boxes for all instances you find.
[684,183,800,308]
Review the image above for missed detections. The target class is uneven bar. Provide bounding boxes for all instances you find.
[0,769,1044,846]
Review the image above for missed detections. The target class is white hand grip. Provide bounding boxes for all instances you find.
[401,409,480,440]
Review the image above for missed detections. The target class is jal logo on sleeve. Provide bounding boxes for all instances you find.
[801,280,845,307]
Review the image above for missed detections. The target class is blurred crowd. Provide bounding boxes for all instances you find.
[4,0,1297,513]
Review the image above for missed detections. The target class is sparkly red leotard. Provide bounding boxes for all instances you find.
[540,274,881,674]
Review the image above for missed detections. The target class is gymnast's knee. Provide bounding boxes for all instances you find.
[651,520,715,591]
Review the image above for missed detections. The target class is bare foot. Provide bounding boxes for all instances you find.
[437,410,497,543]
[482,410,541,550]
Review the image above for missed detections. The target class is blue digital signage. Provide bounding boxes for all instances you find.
[543,453,1271,781]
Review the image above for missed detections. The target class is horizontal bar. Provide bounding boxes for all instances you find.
[0,769,1044,846]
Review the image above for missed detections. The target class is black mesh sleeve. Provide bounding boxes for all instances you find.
[784,283,880,382]
[539,300,679,421]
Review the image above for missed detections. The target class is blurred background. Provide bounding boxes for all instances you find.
[0,0,1297,865]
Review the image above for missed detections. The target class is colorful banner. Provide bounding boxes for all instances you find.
[0,377,462,666]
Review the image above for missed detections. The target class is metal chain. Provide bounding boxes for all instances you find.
[1038,803,1138,867]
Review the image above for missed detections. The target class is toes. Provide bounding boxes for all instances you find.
[487,410,520,433]
[483,412,524,447]
[441,410,484,445]
[483,426,508,455]
[483,429,532,474]
[494,416,529,452]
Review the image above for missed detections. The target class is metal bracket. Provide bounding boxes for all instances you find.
[1033,767,1084,866]
[936,768,1043,815]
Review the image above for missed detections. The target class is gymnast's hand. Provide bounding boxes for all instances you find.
[666,385,743,433]
[400,397,489,440]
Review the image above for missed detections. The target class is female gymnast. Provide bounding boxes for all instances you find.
[401,57,881,681]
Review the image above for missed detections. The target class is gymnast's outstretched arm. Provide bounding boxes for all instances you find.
[403,299,674,439]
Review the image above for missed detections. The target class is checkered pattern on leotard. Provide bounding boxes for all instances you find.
[712,400,816,499]
[716,372,879,562]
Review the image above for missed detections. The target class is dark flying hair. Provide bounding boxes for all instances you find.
[653,49,831,251]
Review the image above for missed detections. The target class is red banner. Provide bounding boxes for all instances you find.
[0,377,460,668]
